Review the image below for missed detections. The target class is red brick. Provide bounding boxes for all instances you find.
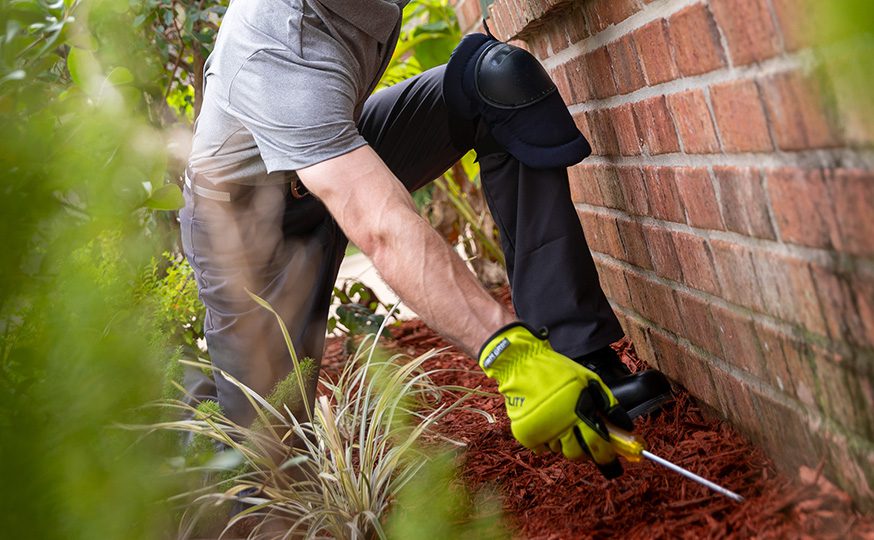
[710,80,774,152]
[584,108,620,155]
[760,70,840,150]
[573,111,593,149]
[809,265,872,348]
[815,355,874,439]
[617,166,649,217]
[604,0,640,26]
[585,0,640,33]
[771,0,817,51]
[577,209,603,251]
[679,348,719,404]
[671,231,720,295]
[852,270,874,349]
[713,166,776,239]
[456,0,483,32]
[489,4,508,40]
[616,218,653,270]
[753,252,827,335]
[633,19,679,85]
[607,35,646,95]
[643,225,683,282]
[611,104,643,156]
[491,3,515,41]
[568,164,605,205]
[585,46,617,99]
[642,167,685,223]
[578,210,622,258]
[781,331,820,405]
[565,2,591,44]
[667,89,721,154]
[710,239,764,311]
[521,39,543,60]
[594,164,626,210]
[647,328,684,379]
[754,323,801,396]
[550,64,572,106]
[710,367,762,436]
[650,329,718,402]
[547,16,570,54]
[711,305,766,378]
[827,432,874,504]
[633,96,681,155]
[710,0,781,65]
[675,290,722,356]
[828,168,874,255]
[747,388,819,471]
[766,168,841,249]
[564,55,593,104]
[668,3,727,76]
[595,259,631,307]
[625,317,657,367]
[674,167,724,230]
[625,271,684,335]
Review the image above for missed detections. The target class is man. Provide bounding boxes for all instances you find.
[181,0,671,477]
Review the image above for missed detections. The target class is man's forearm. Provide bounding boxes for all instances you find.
[298,146,513,357]
[367,201,513,355]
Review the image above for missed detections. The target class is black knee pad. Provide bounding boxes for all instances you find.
[443,33,591,169]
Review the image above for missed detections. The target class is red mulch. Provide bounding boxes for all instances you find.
[321,289,874,539]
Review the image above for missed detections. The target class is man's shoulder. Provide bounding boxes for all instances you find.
[217,0,303,54]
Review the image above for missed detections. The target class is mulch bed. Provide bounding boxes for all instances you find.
[322,288,874,539]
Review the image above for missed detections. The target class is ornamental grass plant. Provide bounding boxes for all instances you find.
[145,295,507,539]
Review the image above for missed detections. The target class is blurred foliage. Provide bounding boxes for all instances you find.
[0,0,506,538]
[386,451,509,540]
[815,0,874,138]
[329,280,397,336]
[152,308,506,539]
[140,251,205,354]
[329,279,400,356]
[379,0,461,90]
[133,0,227,123]
[0,0,184,536]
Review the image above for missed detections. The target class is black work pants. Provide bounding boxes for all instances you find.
[180,65,623,426]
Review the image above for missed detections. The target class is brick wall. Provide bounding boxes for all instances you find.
[451,0,874,508]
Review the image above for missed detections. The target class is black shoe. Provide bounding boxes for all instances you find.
[575,346,673,419]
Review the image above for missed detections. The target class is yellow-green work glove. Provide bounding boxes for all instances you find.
[478,322,634,478]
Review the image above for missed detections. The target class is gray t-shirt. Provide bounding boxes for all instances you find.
[189,0,409,185]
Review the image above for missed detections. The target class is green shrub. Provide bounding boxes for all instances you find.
[145,294,506,539]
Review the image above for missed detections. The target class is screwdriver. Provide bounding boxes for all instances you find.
[607,424,745,502]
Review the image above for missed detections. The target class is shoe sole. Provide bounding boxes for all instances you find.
[626,391,674,419]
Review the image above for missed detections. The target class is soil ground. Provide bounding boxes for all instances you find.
[323,288,874,539]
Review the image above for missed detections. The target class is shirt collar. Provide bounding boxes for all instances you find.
[315,0,405,43]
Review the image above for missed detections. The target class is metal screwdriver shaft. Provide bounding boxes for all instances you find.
[607,422,745,503]
[642,450,745,502]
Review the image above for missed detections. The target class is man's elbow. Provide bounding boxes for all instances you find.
[353,210,411,263]
[354,228,387,259]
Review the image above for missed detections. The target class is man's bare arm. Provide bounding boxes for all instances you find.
[297,145,514,356]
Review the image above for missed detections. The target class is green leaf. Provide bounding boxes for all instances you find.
[411,36,456,70]
[105,66,133,85]
[144,183,184,211]
[66,47,98,89]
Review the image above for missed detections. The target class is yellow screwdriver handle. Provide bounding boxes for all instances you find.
[606,422,646,462]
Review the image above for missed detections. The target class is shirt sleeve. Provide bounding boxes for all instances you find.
[226,48,368,173]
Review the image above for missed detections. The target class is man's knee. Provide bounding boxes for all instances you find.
[443,34,591,169]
